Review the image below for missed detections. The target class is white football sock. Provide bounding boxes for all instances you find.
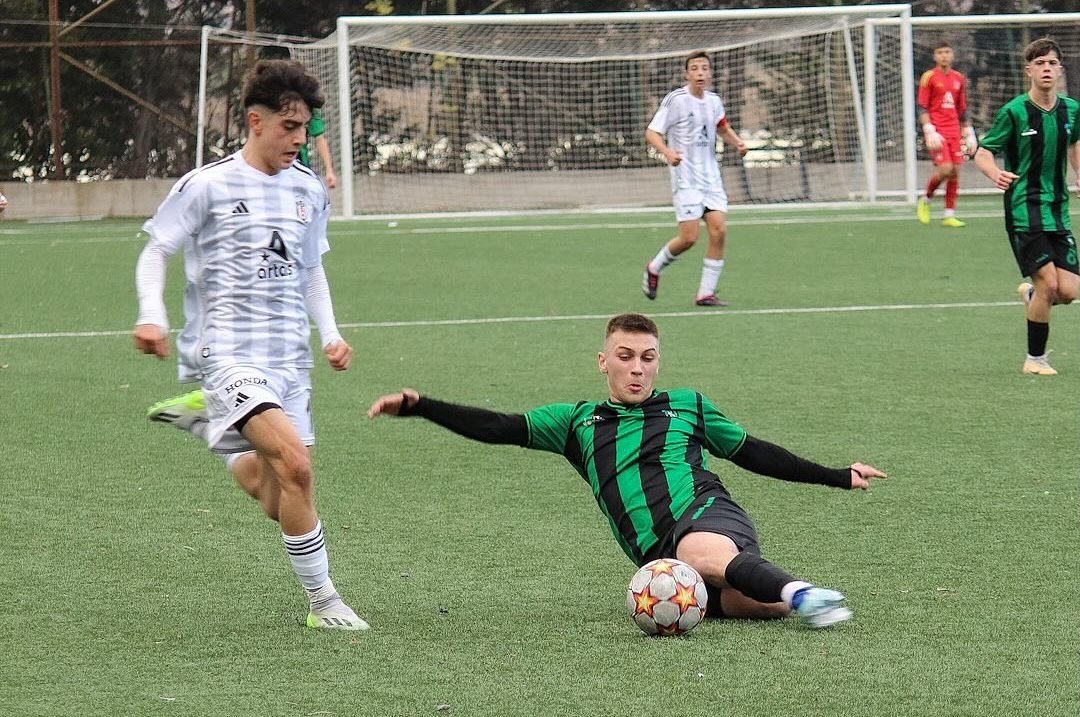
[780,580,814,608]
[648,246,677,275]
[697,258,725,298]
[223,450,253,471]
[282,519,330,592]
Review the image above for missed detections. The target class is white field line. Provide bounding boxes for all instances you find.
[0,210,1012,245]
[0,300,1020,341]
[397,211,1007,234]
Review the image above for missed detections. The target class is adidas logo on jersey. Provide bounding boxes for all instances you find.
[232,201,250,214]
[234,391,250,408]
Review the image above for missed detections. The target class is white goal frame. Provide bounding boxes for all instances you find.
[334,6,913,218]
[871,12,1080,201]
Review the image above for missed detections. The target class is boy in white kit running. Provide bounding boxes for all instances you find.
[642,50,748,307]
[134,59,368,631]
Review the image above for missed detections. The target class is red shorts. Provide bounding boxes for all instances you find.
[931,134,965,166]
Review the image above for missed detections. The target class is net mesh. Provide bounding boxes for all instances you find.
[200,14,1080,215]
[334,12,907,214]
[878,19,1080,198]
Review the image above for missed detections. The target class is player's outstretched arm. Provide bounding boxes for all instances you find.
[848,462,887,490]
[368,388,421,417]
[368,390,529,446]
[727,435,887,490]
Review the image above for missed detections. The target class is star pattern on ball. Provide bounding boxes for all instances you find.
[649,559,675,575]
[631,587,660,617]
[672,583,699,612]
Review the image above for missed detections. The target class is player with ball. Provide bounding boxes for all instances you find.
[368,313,885,630]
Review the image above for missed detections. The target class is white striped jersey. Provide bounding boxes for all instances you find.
[647,86,727,193]
[143,151,330,381]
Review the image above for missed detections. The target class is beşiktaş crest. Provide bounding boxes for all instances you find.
[295,194,309,222]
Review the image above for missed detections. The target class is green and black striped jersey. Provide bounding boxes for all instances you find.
[524,388,746,565]
[979,93,1080,232]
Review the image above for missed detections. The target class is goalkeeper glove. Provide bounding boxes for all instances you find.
[963,126,978,155]
[923,123,944,151]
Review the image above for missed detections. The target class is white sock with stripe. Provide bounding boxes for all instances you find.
[282,520,330,593]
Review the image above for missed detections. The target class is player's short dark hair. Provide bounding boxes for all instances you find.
[606,313,659,339]
[933,41,952,51]
[1025,37,1062,63]
[242,59,324,112]
[685,50,710,69]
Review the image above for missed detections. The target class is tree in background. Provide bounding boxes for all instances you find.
[1,0,1078,182]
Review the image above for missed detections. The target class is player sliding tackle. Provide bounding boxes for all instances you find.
[368,313,886,628]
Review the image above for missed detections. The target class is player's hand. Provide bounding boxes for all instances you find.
[734,140,748,158]
[324,169,338,189]
[134,323,169,359]
[367,389,419,418]
[324,339,352,371]
[923,123,944,151]
[993,170,1019,190]
[849,462,887,490]
[1073,180,1080,199]
[963,127,978,156]
[665,149,683,166]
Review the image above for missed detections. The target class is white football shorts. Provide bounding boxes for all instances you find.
[674,186,728,222]
[201,364,314,454]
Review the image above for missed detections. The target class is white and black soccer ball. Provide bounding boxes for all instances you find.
[626,558,708,636]
[0,193,7,214]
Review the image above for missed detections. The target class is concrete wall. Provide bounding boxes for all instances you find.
[0,179,178,222]
[0,162,987,220]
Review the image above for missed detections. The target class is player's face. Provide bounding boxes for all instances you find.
[598,330,659,405]
[933,46,953,69]
[1026,52,1063,93]
[684,58,712,94]
[247,100,311,173]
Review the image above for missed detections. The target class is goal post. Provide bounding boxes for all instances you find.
[871,12,1080,202]
[333,7,912,218]
[197,10,1080,217]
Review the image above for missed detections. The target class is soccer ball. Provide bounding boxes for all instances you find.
[626,558,708,636]
[0,193,7,214]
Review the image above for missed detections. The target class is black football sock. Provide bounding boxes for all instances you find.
[1027,320,1049,357]
[724,551,798,604]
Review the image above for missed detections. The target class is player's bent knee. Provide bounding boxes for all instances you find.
[276,450,314,491]
[675,532,740,585]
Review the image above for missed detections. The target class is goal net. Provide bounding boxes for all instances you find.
[330,8,911,217]
[901,14,1080,199]
[195,28,338,178]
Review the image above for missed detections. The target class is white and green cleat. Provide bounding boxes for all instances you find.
[147,389,209,438]
[793,587,853,628]
[307,594,370,631]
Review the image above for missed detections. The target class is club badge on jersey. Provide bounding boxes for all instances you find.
[295,195,309,223]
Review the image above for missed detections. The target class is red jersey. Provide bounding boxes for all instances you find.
[917,67,967,137]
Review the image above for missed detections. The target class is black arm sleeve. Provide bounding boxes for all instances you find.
[398,395,529,447]
[727,435,851,489]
